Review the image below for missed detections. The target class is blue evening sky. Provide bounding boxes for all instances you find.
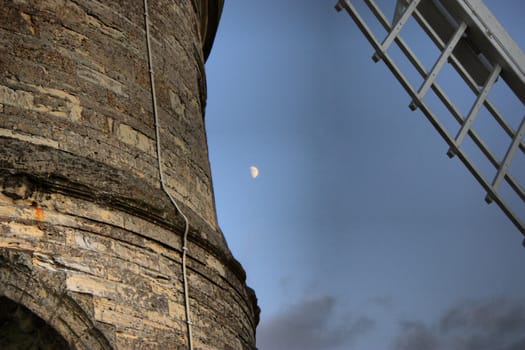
[205,1,525,349]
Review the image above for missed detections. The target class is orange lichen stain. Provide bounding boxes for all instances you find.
[34,207,44,221]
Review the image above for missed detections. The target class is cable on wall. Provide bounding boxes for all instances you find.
[143,1,194,349]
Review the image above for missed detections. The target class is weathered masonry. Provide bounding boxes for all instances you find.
[0,0,259,349]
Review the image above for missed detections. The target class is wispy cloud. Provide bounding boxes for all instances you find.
[394,321,441,350]
[368,295,394,309]
[394,297,525,350]
[257,296,375,350]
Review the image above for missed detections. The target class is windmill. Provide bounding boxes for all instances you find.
[336,0,525,242]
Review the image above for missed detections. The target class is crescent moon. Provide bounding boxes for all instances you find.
[250,166,259,179]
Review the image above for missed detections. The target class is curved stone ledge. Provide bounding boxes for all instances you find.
[0,150,258,318]
[0,188,258,348]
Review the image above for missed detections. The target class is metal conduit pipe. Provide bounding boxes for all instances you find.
[143,1,194,349]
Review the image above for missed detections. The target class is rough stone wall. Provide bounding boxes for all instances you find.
[0,0,217,229]
[0,0,258,349]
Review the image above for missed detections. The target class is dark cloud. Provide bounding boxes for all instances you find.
[256,296,375,350]
[394,321,439,350]
[368,295,394,309]
[440,298,525,335]
[394,298,525,350]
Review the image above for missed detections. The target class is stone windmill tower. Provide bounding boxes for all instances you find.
[0,0,259,349]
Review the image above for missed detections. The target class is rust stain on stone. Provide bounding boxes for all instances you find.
[34,206,44,221]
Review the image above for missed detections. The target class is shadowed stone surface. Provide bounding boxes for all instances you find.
[0,296,70,350]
